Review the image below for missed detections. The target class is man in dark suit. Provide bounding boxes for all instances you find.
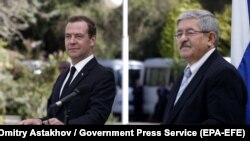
[153,83,170,122]
[162,9,247,125]
[20,15,116,125]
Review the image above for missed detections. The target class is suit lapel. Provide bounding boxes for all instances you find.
[165,50,220,123]
[167,71,204,122]
[53,70,69,101]
[59,69,87,99]
[59,58,97,99]
[54,58,97,115]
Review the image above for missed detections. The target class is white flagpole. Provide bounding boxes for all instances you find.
[122,0,129,125]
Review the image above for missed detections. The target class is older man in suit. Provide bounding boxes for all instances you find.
[162,9,247,125]
[20,15,116,125]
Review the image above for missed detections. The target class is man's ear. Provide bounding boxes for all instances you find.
[90,36,96,46]
[208,32,216,47]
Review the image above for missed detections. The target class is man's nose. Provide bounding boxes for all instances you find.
[69,36,76,43]
[178,33,189,41]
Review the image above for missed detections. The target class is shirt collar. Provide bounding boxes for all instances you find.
[71,54,94,73]
[187,48,215,77]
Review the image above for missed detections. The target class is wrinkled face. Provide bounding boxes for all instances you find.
[176,19,215,65]
[65,21,96,64]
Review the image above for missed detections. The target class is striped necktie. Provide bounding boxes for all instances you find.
[174,67,192,105]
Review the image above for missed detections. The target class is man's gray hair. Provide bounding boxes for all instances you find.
[177,9,220,47]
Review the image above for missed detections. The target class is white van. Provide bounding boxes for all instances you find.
[142,58,174,115]
[98,59,144,117]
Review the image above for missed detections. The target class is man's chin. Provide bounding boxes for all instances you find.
[69,52,79,57]
[180,53,190,60]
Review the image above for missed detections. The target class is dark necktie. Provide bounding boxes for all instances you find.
[61,66,76,98]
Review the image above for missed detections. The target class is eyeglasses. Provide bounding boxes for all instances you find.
[175,30,210,39]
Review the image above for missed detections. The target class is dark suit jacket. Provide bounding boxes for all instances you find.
[43,57,116,124]
[162,50,247,125]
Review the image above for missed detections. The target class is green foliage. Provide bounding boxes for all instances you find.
[39,0,169,59]
[82,1,123,58]
[198,0,231,13]
[2,64,57,118]
[0,43,61,119]
[127,0,169,59]
[0,0,41,43]
[215,4,231,56]
[0,0,233,61]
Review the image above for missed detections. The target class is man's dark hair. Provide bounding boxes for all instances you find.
[67,15,96,38]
